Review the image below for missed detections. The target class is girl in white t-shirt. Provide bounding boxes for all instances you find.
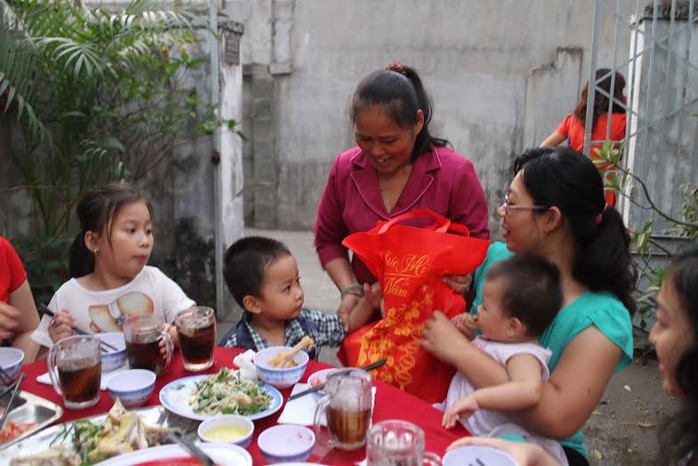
[32,183,194,349]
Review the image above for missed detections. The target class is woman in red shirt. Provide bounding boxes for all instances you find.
[0,236,40,362]
[540,69,626,206]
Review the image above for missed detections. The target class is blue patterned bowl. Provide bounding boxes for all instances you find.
[106,369,155,408]
[0,348,23,380]
[97,332,127,372]
[198,414,255,448]
[257,425,315,464]
[253,346,309,389]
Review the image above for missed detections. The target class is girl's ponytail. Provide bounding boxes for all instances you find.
[574,206,637,315]
[68,232,94,278]
[69,182,147,279]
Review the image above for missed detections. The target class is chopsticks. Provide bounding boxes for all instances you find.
[0,373,25,433]
[288,358,387,401]
[167,431,215,466]
[38,304,119,353]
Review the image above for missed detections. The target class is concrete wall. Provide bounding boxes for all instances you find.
[227,0,634,235]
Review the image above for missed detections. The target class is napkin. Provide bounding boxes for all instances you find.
[277,383,376,426]
[37,364,128,391]
[233,349,257,380]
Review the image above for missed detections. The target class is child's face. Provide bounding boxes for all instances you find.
[95,200,153,281]
[650,277,694,398]
[254,254,304,322]
[476,277,523,342]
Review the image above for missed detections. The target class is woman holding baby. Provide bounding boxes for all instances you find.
[423,146,636,466]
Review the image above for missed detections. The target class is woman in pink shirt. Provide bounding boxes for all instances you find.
[314,62,490,324]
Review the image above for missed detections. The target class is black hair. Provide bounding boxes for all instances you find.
[350,63,449,161]
[513,147,637,315]
[69,182,150,278]
[572,68,626,129]
[223,236,291,308]
[658,245,698,465]
[485,254,562,337]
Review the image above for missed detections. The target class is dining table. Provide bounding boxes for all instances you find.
[17,346,470,465]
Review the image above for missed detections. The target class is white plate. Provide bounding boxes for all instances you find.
[96,443,252,466]
[306,368,341,396]
[442,445,518,466]
[274,463,328,466]
[159,374,283,421]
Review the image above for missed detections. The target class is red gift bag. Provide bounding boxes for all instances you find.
[338,208,489,402]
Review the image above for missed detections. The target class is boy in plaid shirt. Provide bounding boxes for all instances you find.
[220,236,373,359]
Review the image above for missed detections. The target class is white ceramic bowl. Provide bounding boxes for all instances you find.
[253,346,309,389]
[0,347,24,380]
[442,445,519,466]
[257,425,315,464]
[198,414,255,448]
[97,332,127,372]
[306,368,341,395]
[106,369,155,408]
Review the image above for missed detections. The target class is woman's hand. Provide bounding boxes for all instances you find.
[443,273,473,296]
[421,311,471,366]
[47,309,76,343]
[0,302,20,340]
[447,436,560,466]
[337,293,362,331]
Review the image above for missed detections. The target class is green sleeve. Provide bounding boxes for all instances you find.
[468,242,514,314]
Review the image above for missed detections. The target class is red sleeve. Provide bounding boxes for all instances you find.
[555,114,574,138]
[1,236,27,294]
[314,156,351,268]
[611,113,626,140]
[449,157,490,240]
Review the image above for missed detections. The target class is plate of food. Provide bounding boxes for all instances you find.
[0,390,63,451]
[95,443,252,466]
[159,367,283,421]
[3,400,192,465]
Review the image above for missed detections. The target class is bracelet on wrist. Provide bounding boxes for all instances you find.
[340,283,364,298]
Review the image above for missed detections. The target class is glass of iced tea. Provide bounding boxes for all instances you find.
[175,306,216,372]
[367,420,442,466]
[314,368,373,450]
[47,335,102,409]
[123,315,174,376]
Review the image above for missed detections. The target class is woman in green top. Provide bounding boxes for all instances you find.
[423,147,636,466]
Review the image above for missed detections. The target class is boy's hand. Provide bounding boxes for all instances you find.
[442,395,480,429]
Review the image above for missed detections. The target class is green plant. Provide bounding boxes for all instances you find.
[595,141,698,329]
[0,0,239,295]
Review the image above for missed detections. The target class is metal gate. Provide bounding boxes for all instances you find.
[587,0,698,240]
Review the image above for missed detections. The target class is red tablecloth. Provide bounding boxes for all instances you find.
[20,347,469,465]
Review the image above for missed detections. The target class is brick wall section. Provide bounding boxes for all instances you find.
[245,64,277,228]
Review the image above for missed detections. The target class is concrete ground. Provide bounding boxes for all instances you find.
[220,228,677,465]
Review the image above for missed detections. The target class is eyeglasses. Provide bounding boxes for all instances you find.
[502,193,548,215]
